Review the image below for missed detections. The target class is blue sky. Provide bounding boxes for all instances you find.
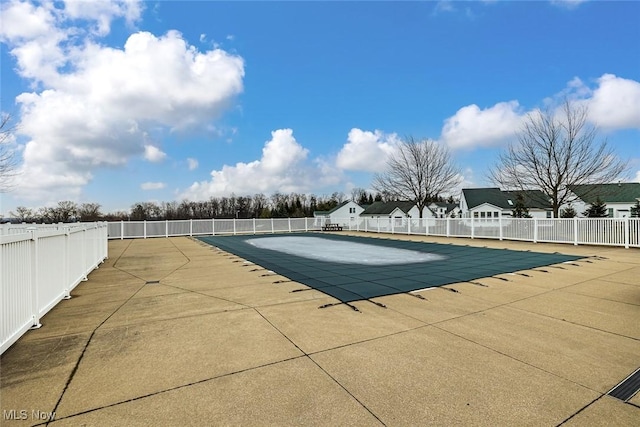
[1,0,639,215]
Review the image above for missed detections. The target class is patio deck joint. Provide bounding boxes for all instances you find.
[608,367,640,402]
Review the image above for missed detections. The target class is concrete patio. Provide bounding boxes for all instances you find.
[1,233,639,426]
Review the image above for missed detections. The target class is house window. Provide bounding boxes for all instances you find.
[480,212,486,219]
[546,211,552,218]
[473,212,479,218]
[607,208,613,218]
[349,207,356,214]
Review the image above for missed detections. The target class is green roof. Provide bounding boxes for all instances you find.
[569,183,640,204]
[462,188,551,210]
[463,188,509,209]
[503,190,552,209]
[361,201,416,215]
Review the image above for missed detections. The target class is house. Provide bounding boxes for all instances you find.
[360,200,422,221]
[459,188,553,220]
[427,202,460,218]
[313,200,364,225]
[360,201,417,229]
[567,183,640,218]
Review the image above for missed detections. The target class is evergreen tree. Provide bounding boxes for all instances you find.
[511,193,531,218]
[583,196,608,218]
[560,205,577,218]
[630,200,640,218]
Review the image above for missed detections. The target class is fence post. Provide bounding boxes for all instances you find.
[446,217,450,237]
[288,217,291,233]
[190,219,193,237]
[305,218,308,232]
[82,227,88,280]
[233,218,236,235]
[253,218,257,234]
[143,220,147,239]
[573,217,578,246]
[533,218,538,243]
[624,217,629,249]
[212,218,215,236]
[499,216,503,241]
[471,216,475,239]
[408,218,411,235]
[271,218,274,234]
[120,220,124,240]
[165,220,169,238]
[63,227,71,299]
[27,227,42,329]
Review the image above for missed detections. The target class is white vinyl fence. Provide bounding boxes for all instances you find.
[1,222,108,354]
[107,217,640,249]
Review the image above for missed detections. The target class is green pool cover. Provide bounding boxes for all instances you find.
[198,233,582,303]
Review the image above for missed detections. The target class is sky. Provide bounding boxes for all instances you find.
[1,0,639,215]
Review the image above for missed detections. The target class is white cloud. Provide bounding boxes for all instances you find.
[440,101,524,149]
[187,157,199,171]
[144,145,167,163]
[141,181,166,190]
[433,1,456,15]
[550,0,588,9]
[181,129,342,200]
[0,0,58,42]
[2,1,245,202]
[585,74,640,129]
[549,74,640,129]
[336,128,399,172]
[634,170,640,183]
[440,75,640,151]
[62,0,143,36]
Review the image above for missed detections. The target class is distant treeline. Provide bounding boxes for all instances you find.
[7,189,456,223]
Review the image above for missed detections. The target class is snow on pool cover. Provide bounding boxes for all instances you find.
[198,233,582,303]
[246,236,446,265]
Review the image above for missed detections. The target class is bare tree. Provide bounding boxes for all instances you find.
[373,136,461,218]
[77,203,103,221]
[0,113,19,192]
[10,206,36,222]
[489,101,627,217]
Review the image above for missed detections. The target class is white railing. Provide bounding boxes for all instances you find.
[105,217,639,249]
[1,222,108,355]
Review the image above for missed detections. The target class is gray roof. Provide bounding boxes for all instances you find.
[462,188,551,210]
[361,201,416,216]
